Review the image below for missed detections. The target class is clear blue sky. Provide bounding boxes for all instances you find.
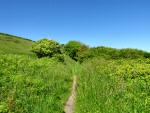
[0,0,150,51]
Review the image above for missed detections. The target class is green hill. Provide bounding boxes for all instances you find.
[0,33,33,55]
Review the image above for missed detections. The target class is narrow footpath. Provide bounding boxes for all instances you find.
[64,76,77,113]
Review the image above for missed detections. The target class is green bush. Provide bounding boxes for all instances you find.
[52,54,65,63]
[119,48,145,58]
[77,47,150,63]
[32,38,62,58]
[64,41,88,61]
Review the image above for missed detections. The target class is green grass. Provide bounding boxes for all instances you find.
[1,55,150,113]
[0,54,75,113]
[75,58,150,113]
[1,33,150,113]
[0,33,33,55]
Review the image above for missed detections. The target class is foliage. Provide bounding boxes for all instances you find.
[77,46,118,62]
[64,41,88,61]
[77,46,150,62]
[1,33,150,113]
[52,54,65,62]
[119,48,150,58]
[32,38,62,58]
[75,58,150,113]
[0,54,74,113]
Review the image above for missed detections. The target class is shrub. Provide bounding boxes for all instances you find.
[119,48,144,58]
[64,41,88,61]
[52,54,65,63]
[32,38,62,58]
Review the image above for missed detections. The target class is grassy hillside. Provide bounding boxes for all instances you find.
[0,33,33,55]
[0,35,150,113]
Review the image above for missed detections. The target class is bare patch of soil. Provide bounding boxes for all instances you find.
[64,76,77,113]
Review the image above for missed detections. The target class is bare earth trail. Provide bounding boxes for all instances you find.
[64,76,77,113]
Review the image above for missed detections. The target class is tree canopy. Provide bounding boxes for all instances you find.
[32,38,62,58]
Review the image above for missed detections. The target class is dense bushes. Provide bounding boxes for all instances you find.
[32,39,150,62]
[119,48,150,58]
[32,39,62,58]
[77,46,119,63]
[78,47,150,62]
[64,41,88,61]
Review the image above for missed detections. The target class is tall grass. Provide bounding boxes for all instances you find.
[0,55,74,113]
[1,54,150,113]
[75,58,150,113]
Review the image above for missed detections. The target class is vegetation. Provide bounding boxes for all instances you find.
[0,55,74,113]
[0,33,33,55]
[78,46,150,63]
[32,39,63,58]
[64,41,88,61]
[75,58,150,113]
[0,33,150,113]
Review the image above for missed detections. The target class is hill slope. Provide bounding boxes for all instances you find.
[0,33,33,55]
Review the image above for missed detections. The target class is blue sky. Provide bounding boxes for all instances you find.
[0,0,150,51]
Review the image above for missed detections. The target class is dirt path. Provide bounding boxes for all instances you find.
[64,76,77,113]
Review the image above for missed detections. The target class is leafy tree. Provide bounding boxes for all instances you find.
[32,38,62,58]
[77,49,94,63]
[64,41,88,61]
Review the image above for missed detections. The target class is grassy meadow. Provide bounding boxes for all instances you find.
[0,34,150,113]
[0,55,75,113]
[0,33,33,55]
[75,58,150,113]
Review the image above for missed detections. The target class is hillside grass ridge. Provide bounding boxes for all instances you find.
[0,32,33,41]
[0,33,33,55]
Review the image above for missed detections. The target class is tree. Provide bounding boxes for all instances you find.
[64,41,88,61]
[32,38,62,58]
